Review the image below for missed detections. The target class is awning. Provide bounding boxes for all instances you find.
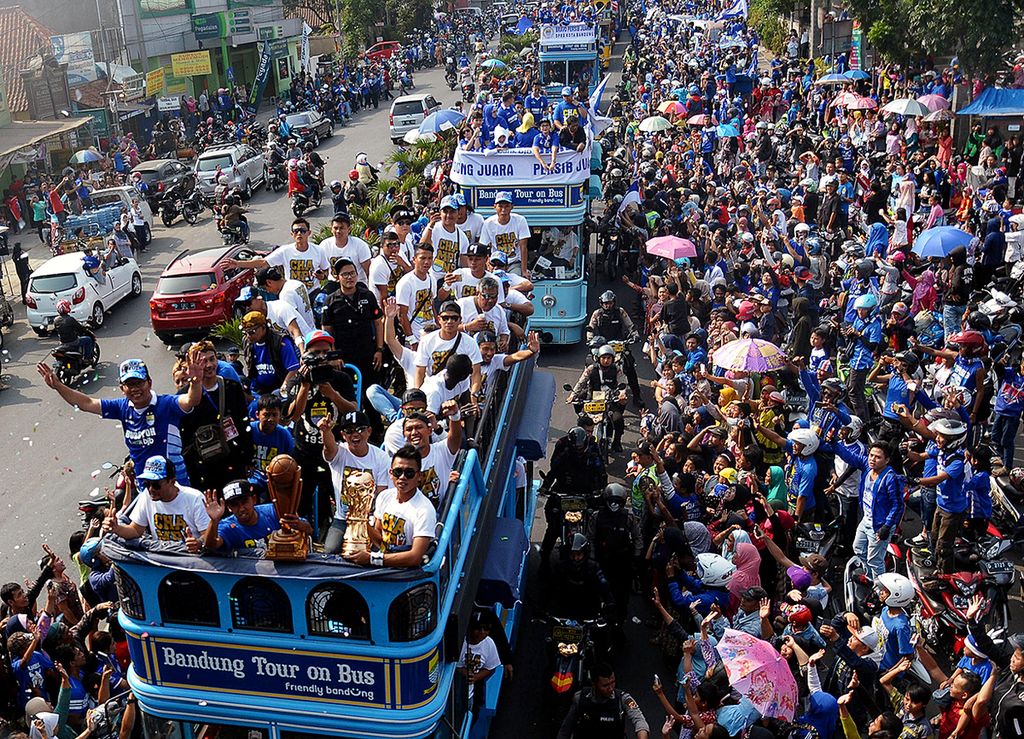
[958,87,1024,117]
[0,117,90,158]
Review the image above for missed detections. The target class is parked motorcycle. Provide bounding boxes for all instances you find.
[51,340,101,387]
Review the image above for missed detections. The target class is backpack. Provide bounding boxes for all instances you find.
[592,507,633,564]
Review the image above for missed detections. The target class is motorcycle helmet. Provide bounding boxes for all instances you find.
[924,407,960,424]
[207,117,214,125]
[596,344,615,358]
[805,237,822,255]
[876,572,915,608]
[855,259,876,280]
[298,161,308,169]
[787,428,820,456]
[568,426,589,450]
[794,222,810,235]
[966,311,991,332]
[569,533,589,554]
[740,232,755,244]
[610,168,623,178]
[218,174,230,184]
[330,180,342,189]
[853,293,878,311]
[895,350,919,374]
[950,330,985,353]
[1009,468,1024,489]
[599,290,616,304]
[604,483,628,512]
[78,537,102,569]
[287,138,297,146]
[841,415,864,440]
[929,417,968,451]
[287,159,298,170]
[56,300,71,315]
[348,169,360,181]
[696,552,736,588]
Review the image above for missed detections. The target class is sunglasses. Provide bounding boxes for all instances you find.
[390,466,418,479]
[292,228,309,234]
[439,315,460,322]
[396,219,412,226]
[242,327,261,335]
[343,425,369,434]
[142,479,163,489]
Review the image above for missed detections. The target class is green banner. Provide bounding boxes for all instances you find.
[192,12,223,39]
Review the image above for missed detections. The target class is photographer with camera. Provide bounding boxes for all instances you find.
[285,330,357,531]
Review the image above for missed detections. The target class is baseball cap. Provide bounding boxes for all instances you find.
[304,329,334,347]
[118,358,149,383]
[439,300,461,316]
[382,227,400,240]
[332,210,352,223]
[787,565,812,590]
[440,195,459,211]
[1008,633,1024,652]
[390,205,415,221]
[137,455,172,482]
[740,586,768,601]
[240,310,268,329]
[454,192,467,207]
[799,553,828,576]
[255,265,284,285]
[561,85,573,96]
[235,285,258,303]
[341,411,370,430]
[401,388,427,405]
[489,251,508,265]
[331,257,355,273]
[476,331,498,345]
[794,266,811,279]
[495,191,513,204]
[222,479,255,502]
[853,626,880,651]
[466,242,490,258]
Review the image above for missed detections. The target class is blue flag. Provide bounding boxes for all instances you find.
[246,40,273,115]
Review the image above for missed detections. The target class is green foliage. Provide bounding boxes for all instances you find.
[210,317,244,349]
[499,31,538,52]
[340,0,375,56]
[748,0,789,57]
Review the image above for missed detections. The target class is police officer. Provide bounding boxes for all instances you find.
[587,483,641,627]
[587,290,643,403]
[539,425,607,566]
[321,257,384,398]
[548,534,614,623]
[556,663,650,739]
[567,345,629,451]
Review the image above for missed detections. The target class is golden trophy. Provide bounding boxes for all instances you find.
[265,454,309,561]
[341,470,377,557]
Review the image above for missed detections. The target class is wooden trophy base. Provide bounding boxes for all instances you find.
[266,530,309,561]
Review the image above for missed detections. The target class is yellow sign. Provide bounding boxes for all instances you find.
[171,50,212,77]
[165,73,187,96]
[145,67,165,95]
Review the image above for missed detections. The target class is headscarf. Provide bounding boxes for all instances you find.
[865,221,890,257]
[795,691,840,739]
[911,269,937,313]
[682,521,712,555]
[765,465,787,509]
[726,542,761,601]
[718,385,739,409]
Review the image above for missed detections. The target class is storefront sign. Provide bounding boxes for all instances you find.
[171,50,212,77]
[229,9,253,35]
[165,74,188,96]
[191,13,223,39]
[145,67,165,96]
[450,147,591,187]
[269,39,290,59]
[539,23,596,47]
[74,108,109,137]
[130,636,440,709]
[51,32,97,86]
[157,96,181,111]
[471,183,586,209]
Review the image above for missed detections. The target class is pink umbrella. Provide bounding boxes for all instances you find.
[646,235,697,260]
[687,114,711,126]
[848,95,878,110]
[917,94,951,112]
[831,91,859,108]
[715,629,799,721]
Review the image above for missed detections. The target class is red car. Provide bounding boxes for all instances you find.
[365,41,401,62]
[149,245,263,343]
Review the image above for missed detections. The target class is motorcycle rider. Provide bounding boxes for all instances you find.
[287,159,310,204]
[549,533,615,624]
[219,195,249,243]
[285,138,302,162]
[328,180,346,214]
[303,142,326,187]
[567,345,628,451]
[266,141,286,185]
[539,425,607,566]
[345,170,368,207]
[296,160,320,201]
[587,290,643,405]
[53,300,96,363]
[587,483,641,628]
[874,572,917,672]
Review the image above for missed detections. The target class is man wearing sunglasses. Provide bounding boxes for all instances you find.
[320,411,390,555]
[414,301,482,397]
[103,456,209,553]
[456,277,513,352]
[344,445,436,568]
[202,479,312,553]
[389,205,418,264]
[223,216,328,290]
[401,403,462,508]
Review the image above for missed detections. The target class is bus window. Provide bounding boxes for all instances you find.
[528,226,583,280]
[113,566,145,620]
[306,583,371,639]
[387,583,437,642]
[158,573,219,627]
[194,724,268,739]
[568,59,593,87]
[542,60,567,86]
[142,712,184,739]
[229,577,293,633]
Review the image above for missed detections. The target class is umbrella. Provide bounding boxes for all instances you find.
[69,148,102,164]
[716,629,799,721]
[638,115,672,132]
[912,226,974,258]
[831,91,860,108]
[848,95,878,110]
[419,109,466,134]
[716,123,740,137]
[843,69,871,81]
[687,114,711,126]
[481,58,507,71]
[882,98,929,117]
[646,235,697,260]
[923,108,955,123]
[917,93,950,112]
[658,100,686,115]
[712,338,787,373]
[518,47,534,57]
[403,129,437,144]
[815,73,848,86]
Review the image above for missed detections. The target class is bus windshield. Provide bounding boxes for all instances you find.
[541,60,567,85]
[527,226,583,280]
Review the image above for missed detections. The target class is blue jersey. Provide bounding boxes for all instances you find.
[879,607,914,671]
[101,393,189,483]
[250,421,294,475]
[849,315,881,370]
[216,503,281,550]
[12,651,53,710]
[785,440,817,514]
[936,450,967,514]
[994,366,1024,417]
[524,93,548,117]
[949,356,983,391]
[250,339,299,394]
[967,471,992,520]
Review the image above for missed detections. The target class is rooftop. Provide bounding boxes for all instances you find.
[0,6,59,114]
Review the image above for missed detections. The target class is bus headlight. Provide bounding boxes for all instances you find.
[541,294,556,308]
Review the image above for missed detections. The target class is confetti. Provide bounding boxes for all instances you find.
[91,470,101,478]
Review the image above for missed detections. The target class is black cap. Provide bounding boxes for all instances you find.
[331,257,355,274]
[466,242,490,258]
[576,414,595,427]
[401,388,427,405]
[390,204,415,220]
[255,265,284,285]
[332,210,351,223]
[176,341,195,359]
[341,411,370,430]
[222,479,256,502]
[439,300,461,316]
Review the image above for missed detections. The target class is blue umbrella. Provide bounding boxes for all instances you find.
[69,148,102,164]
[912,226,974,258]
[515,17,533,34]
[815,73,848,86]
[844,69,870,81]
[481,59,507,71]
[419,109,466,134]
[716,123,739,137]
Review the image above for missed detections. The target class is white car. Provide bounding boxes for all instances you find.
[389,94,443,144]
[89,186,154,230]
[26,252,143,334]
[194,143,267,199]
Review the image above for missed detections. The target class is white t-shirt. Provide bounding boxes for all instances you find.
[278,279,316,333]
[383,417,446,454]
[455,212,485,244]
[373,487,437,552]
[369,254,404,299]
[266,299,311,338]
[325,443,392,520]
[427,224,468,274]
[395,271,438,342]
[320,235,373,283]
[446,268,506,302]
[129,485,211,542]
[457,295,510,339]
[265,243,327,289]
[421,372,471,415]
[480,213,531,263]
[458,635,502,703]
[480,353,510,396]
[413,442,459,506]
[415,330,483,376]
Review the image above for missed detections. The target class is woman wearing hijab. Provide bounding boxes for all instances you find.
[763,465,788,510]
[904,267,937,314]
[726,542,761,613]
[792,651,840,739]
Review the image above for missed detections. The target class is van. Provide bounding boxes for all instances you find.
[388,94,443,144]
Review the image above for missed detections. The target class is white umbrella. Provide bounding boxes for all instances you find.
[882,98,929,117]
[403,129,437,144]
[638,115,673,132]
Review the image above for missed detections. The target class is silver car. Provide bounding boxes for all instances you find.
[194,144,266,199]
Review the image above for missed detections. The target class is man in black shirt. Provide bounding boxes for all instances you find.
[558,115,588,152]
[659,282,690,339]
[321,257,384,395]
[53,300,97,359]
[818,179,845,234]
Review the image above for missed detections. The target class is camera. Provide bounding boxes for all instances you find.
[302,350,344,385]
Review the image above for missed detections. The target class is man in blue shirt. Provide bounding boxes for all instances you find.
[916,418,969,574]
[552,87,588,131]
[843,293,882,422]
[524,82,548,119]
[202,479,312,552]
[992,356,1024,469]
[37,356,203,484]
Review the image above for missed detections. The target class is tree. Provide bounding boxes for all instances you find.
[283,0,337,29]
[906,0,1024,77]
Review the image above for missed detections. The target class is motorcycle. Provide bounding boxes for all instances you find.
[990,464,1024,531]
[220,221,249,247]
[445,68,457,90]
[78,460,134,527]
[266,163,285,193]
[51,340,101,387]
[462,82,475,103]
[291,187,322,218]
[564,382,623,465]
[538,615,608,720]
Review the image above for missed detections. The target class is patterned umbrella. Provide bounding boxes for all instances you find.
[658,100,686,116]
[69,148,102,164]
[882,98,929,117]
[646,235,697,259]
[687,114,712,126]
[712,338,787,372]
[831,91,860,108]
[923,108,954,123]
[848,96,878,110]
[419,109,466,134]
[716,629,798,721]
[638,115,673,132]
[917,94,950,112]
[814,73,848,86]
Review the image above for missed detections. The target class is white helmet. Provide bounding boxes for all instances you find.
[696,552,736,588]
[794,222,811,234]
[876,572,915,608]
[787,428,819,456]
[218,174,229,185]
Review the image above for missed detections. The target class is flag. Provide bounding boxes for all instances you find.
[586,74,614,136]
[301,23,312,76]
[716,0,748,20]
[616,181,642,216]
[246,40,273,115]
[515,17,534,34]
[588,74,610,114]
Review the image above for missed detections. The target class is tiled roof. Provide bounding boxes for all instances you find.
[0,6,58,114]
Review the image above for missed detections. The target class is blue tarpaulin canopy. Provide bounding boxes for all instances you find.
[958,87,1024,117]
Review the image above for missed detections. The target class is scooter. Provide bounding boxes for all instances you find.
[51,340,100,386]
[266,164,285,193]
[538,615,608,722]
[291,188,322,218]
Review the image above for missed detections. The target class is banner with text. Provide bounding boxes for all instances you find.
[539,23,597,47]
[470,183,586,210]
[246,40,273,114]
[145,68,165,96]
[171,50,212,77]
[450,147,591,187]
[51,33,97,86]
